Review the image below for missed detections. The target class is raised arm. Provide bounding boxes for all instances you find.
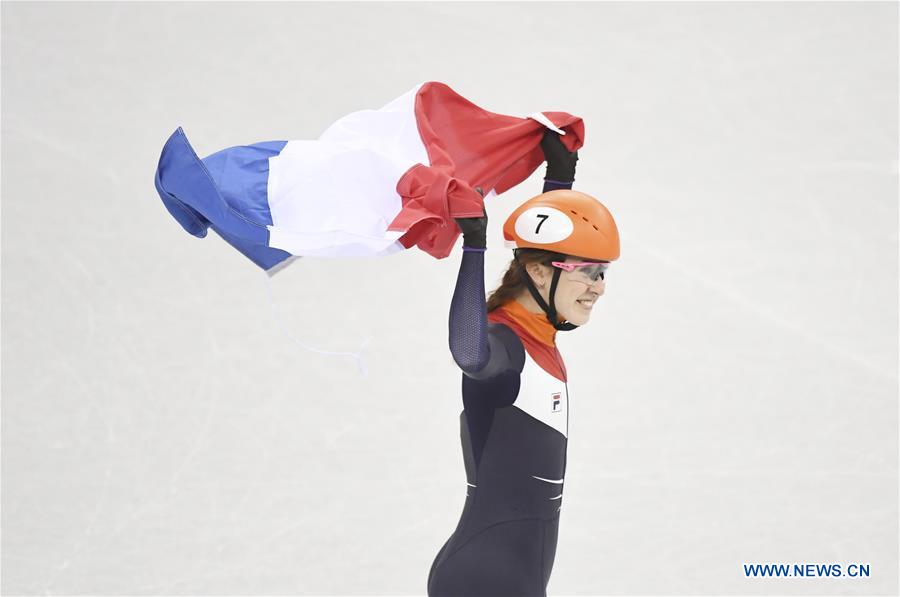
[448,242,493,377]
[448,130,578,378]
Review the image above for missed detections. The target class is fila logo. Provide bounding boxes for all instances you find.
[551,392,562,413]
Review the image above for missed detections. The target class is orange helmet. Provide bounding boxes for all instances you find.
[503,190,620,261]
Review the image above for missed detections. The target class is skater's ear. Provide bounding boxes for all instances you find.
[524,260,551,289]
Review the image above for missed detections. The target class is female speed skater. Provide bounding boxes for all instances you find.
[427,131,621,596]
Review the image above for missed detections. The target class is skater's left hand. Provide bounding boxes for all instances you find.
[541,129,579,182]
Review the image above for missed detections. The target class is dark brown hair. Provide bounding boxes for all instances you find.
[486,249,569,312]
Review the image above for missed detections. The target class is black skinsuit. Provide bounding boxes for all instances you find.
[428,178,574,596]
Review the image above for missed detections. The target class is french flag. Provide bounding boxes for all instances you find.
[154,81,585,274]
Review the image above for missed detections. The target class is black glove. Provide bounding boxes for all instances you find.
[541,129,578,182]
[455,186,488,249]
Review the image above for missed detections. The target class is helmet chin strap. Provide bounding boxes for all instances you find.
[523,267,579,332]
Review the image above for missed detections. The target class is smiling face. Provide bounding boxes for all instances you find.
[523,256,607,326]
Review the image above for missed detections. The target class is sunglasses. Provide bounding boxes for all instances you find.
[550,261,609,284]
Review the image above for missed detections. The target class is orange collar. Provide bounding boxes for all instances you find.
[495,299,557,347]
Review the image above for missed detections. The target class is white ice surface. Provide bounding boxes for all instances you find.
[1,2,897,596]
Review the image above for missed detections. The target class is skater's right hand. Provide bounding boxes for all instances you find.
[455,186,488,250]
